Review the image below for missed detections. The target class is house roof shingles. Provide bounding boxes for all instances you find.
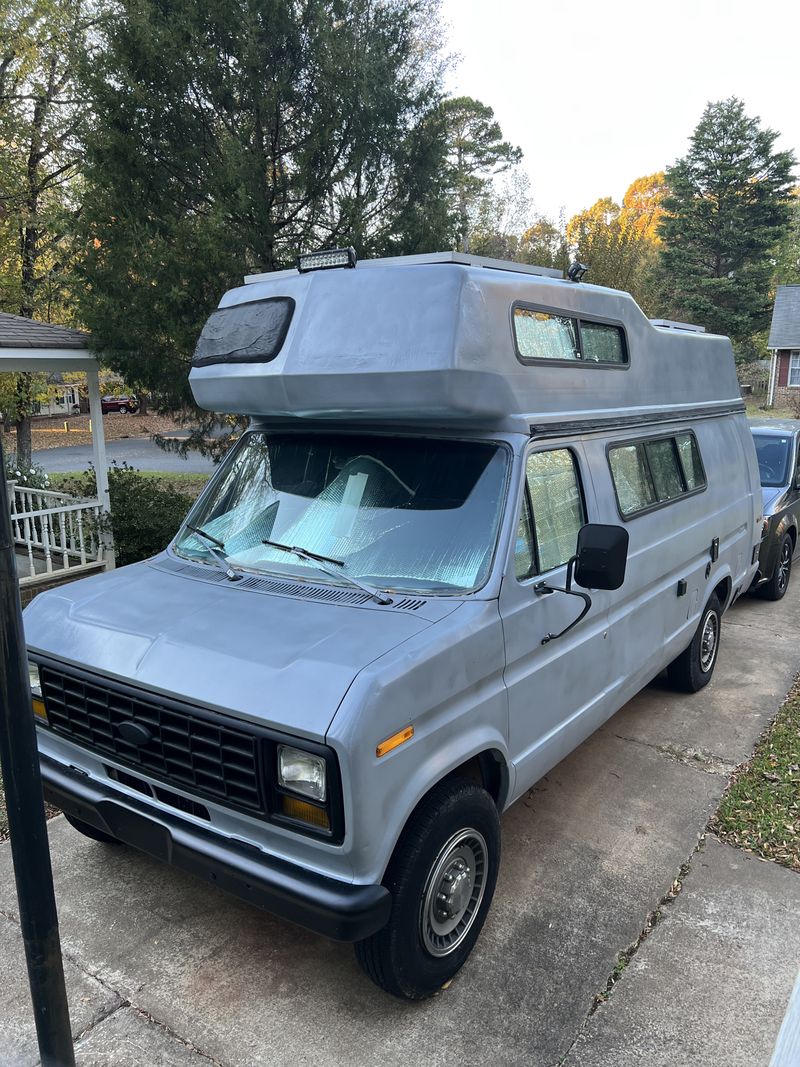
[768,285,800,350]
[0,311,89,350]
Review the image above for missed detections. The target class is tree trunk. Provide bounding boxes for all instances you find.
[13,374,34,470]
[137,392,149,415]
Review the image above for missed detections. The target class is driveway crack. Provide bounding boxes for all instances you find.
[614,732,737,776]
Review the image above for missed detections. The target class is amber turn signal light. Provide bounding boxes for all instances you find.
[280,795,330,830]
[376,725,414,758]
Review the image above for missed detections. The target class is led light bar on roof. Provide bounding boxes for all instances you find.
[297,247,357,273]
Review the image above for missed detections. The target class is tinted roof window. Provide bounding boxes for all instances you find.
[193,297,295,367]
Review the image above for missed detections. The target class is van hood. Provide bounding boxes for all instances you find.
[761,485,785,513]
[23,559,441,742]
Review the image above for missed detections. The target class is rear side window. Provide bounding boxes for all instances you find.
[514,306,628,366]
[513,309,579,361]
[609,432,706,518]
[516,448,586,577]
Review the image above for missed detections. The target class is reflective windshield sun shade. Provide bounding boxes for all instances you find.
[192,297,295,367]
[174,432,509,596]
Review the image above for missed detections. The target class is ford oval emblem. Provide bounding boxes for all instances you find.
[117,721,153,746]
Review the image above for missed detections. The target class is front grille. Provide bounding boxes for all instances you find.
[40,666,263,814]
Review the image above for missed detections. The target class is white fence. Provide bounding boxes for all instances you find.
[9,484,111,583]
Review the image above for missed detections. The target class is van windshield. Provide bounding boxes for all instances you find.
[173,432,509,595]
[752,433,791,488]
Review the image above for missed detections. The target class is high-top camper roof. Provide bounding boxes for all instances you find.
[189,252,742,433]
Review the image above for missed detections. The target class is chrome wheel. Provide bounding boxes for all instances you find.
[777,540,791,593]
[420,828,488,957]
[699,608,719,673]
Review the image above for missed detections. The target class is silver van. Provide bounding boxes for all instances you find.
[24,251,762,999]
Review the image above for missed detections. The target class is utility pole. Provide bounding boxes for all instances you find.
[0,444,75,1066]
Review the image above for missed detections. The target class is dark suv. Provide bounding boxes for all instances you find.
[750,420,800,600]
[100,394,139,414]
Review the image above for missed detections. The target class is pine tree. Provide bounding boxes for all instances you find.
[439,96,522,253]
[659,98,795,340]
[76,0,451,448]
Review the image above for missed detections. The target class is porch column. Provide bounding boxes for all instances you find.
[766,349,778,409]
[86,366,115,569]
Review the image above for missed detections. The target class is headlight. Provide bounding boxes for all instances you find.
[277,745,327,802]
[28,661,42,698]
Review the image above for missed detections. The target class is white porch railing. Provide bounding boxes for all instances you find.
[9,485,111,583]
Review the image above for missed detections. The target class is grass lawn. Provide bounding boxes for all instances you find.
[713,679,800,872]
[745,395,798,421]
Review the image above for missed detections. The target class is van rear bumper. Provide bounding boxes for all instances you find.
[40,755,391,942]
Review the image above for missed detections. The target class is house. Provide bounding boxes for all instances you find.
[767,285,800,408]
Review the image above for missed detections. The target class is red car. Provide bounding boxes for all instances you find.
[100,394,139,414]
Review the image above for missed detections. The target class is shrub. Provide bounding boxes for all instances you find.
[61,464,195,567]
[3,454,52,490]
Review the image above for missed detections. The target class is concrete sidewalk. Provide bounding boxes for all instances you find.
[1,587,799,1066]
[563,836,800,1067]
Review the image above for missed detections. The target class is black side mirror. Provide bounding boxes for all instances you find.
[574,523,629,591]
[535,523,629,645]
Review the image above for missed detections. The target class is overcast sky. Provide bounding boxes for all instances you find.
[440,0,800,221]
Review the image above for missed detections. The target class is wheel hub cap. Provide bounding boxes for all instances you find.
[700,611,718,672]
[421,829,488,958]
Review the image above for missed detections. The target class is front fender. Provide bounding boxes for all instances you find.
[327,600,512,885]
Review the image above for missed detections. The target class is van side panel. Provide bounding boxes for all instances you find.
[586,414,758,708]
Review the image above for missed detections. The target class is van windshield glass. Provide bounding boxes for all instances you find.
[173,432,509,595]
[752,433,791,488]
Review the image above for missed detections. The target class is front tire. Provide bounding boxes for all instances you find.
[762,533,793,601]
[667,595,722,693]
[355,778,500,1000]
[64,812,120,844]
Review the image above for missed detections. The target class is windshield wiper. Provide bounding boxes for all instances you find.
[262,539,392,605]
[186,525,242,582]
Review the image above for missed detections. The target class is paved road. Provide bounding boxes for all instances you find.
[33,437,216,475]
[2,587,799,1066]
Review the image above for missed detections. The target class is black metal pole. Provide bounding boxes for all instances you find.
[0,443,75,1067]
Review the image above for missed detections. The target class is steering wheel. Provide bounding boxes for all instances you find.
[760,463,779,482]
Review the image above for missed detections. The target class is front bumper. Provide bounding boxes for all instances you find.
[41,755,390,942]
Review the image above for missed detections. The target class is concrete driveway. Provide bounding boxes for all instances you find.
[2,587,799,1066]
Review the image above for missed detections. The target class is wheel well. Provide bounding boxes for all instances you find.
[443,750,508,810]
[712,576,732,610]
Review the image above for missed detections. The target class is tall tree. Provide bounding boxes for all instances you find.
[439,96,521,253]
[773,189,800,285]
[565,175,667,311]
[77,0,451,451]
[659,98,795,339]
[468,166,533,261]
[0,0,93,467]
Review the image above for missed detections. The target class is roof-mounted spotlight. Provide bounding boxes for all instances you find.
[567,261,589,283]
[297,246,358,273]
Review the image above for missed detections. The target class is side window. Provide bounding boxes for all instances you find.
[580,321,626,364]
[609,444,656,516]
[525,449,585,573]
[644,438,683,501]
[675,432,705,490]
[610,432,706,519]
[514,309,580,361]
[515,496,536,580]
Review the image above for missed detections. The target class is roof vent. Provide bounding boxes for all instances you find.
[650,319,706,334]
